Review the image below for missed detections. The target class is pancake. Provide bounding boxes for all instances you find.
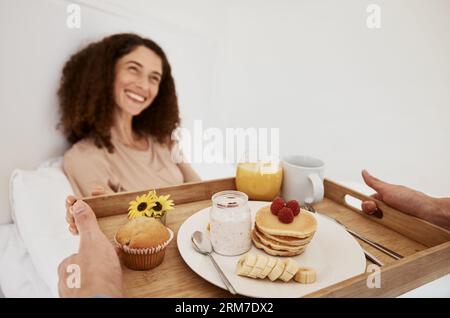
[251,230,305,257]
[255,206,317,238]
[255,224,313,246]
[253,228,307,252]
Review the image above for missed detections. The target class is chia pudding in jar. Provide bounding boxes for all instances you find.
[209,190,252,256]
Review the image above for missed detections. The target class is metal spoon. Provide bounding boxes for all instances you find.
[191,231,237,295]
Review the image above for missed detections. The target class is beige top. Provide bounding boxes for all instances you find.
[63,135,185,197]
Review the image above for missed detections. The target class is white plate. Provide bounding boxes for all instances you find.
[177,201,366,298]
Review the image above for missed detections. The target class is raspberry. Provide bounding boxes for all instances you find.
[278,207,294,224]
[286,200,300,216]
[270,197,285,215]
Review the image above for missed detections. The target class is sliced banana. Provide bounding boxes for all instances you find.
[248,254,268,278]
[279,258,300,282]
[294,267,316,284]
[236,252,257,276]
[267,258,285,281]
[235,252,317,284]
[258,256,276,279]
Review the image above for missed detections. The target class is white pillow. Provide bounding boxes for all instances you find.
[9,157,79,297]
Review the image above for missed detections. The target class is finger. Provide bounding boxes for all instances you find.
[66,206,76,228]
[91,185,105,197]
[66,196,77,228]
[361,170,387,192]
[91,190,106,196]
[69,228,77,236]
[65,196,77,209]
[370,193,382,201]
[69,224,78,235]
[65,214,76,228]
[71,200,101,249]
[361,200,378,215]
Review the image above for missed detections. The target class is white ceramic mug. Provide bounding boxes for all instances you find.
[281,155,325,204]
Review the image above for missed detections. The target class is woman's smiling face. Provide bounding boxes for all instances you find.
[113,45,163,117]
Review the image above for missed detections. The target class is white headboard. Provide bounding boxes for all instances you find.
[0,0,220,224]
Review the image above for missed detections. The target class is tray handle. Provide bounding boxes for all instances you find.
[324,179,383,218]
[324,178,450,247]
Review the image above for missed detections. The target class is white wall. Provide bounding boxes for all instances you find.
[210,0,450,197]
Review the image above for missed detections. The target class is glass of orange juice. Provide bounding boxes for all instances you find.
[236,152,283,201]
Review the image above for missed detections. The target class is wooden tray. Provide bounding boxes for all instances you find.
[84,178,450,298]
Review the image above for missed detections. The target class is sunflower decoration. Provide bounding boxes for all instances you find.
[149,194,175,219]
[127,190,175,220]
[128,192,156,219]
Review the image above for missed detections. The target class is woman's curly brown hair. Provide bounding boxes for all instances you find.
[57,33,180,153]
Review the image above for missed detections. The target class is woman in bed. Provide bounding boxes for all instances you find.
[58,33,200,233]
[58,33,200,195]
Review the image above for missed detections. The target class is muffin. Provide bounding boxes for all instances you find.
[115,217,174,270]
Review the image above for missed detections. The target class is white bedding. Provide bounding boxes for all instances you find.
[0,224,52,297]
[9,159,80,297]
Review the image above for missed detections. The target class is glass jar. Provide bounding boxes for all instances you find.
[209,190,252,256]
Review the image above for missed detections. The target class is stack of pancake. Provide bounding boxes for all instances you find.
[252,205,317,256]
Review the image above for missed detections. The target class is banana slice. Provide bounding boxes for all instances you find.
[294,267,316,284]
[258,256,276,279]
[236,253,317,284]
[279,258,300,282]
[236,252,257,277]
[267,258,285,281]
[248,254,268,278]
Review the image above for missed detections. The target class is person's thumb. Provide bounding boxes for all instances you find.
[361,169,386,192]
[71,200,100,238]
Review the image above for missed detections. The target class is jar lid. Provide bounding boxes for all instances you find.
[212,190,248,209]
